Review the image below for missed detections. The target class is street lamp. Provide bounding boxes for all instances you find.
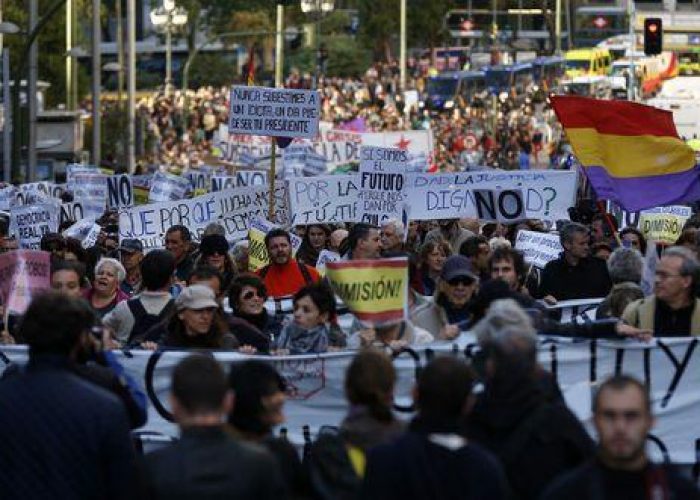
[300,0,334,88]
[150,0,188,92]
[0,21,20,182]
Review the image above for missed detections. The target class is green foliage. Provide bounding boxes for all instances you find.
[408,0,456,51]
[188,52,239,87]
[357,0,399,62]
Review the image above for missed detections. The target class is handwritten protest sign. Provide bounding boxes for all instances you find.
[185,170,211,197]
[358,146,408,225]
[282,143,327,177]
[0,250,50,314]
[215,125,273,164]
[9,203,60,249]
[362,129,434,157]
[247,218,302,271]
[228,86,320,139]
[515,230,563,268]
[0,186,17,210]
[211,171,268,191]
[288,175,359,225]
[639,206,692,245]
[107,174,134,209]
[60,200,104,226]
[149,172,191,203]
[312,125,362,169]
[70,172,108,206]
[405,170,577,222]
[119,183,290,250]
[326,258,408,327]
[316,249,340,276]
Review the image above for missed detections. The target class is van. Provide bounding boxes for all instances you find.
[560,76,612,99]
[421,71,486,110]
[565,48,612,78]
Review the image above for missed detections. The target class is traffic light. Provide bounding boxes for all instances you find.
[644,18,663,55]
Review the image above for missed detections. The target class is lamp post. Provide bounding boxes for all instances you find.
[150,0,188,93]
[300,0,334,88]
[0,22,19,182]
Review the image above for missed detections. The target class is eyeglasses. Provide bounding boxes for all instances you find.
[447,277,474,287]
[655,271,683,280]
[242,290,264,301]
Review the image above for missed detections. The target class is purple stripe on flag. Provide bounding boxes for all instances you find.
[584,165,700,211]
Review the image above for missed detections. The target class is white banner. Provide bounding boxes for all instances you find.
[362,129,434,157]
[9,203,60,249]
[405,170,577,222]
[228,86,320,139]
[288,175,359,225]
[119,183,290,250]
[2,336,699,463]
[515,230,563,268]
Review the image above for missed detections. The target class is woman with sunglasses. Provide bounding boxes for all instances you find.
[412,255,479,341]
[195,234,237,293]
[226,274,283,354]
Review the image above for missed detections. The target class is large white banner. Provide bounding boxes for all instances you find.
[0,336,697,462]
[406,170,577,222]
[119,183,289,250]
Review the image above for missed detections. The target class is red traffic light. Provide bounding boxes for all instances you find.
[648,23,658,33]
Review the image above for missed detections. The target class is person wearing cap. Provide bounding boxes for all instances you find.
[119,238,144,296]
[139,284,238,350]
[412,255,479,340]
[195,234,237,293]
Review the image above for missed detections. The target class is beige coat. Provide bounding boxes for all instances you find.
[622,296,700,335]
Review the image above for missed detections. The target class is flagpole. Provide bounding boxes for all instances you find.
[269,139,277,223]
[268,3,284,224]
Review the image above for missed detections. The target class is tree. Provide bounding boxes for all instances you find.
[408,0,456,57]
[357,0,399,62]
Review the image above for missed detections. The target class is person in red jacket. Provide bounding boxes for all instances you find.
[256,228,320,298]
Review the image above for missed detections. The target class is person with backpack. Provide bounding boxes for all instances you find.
[256,228,320,299]
[103,249,176,346]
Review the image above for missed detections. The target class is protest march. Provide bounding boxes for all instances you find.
[4,15,700,498]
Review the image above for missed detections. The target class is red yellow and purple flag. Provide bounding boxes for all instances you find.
[551,95,700,211]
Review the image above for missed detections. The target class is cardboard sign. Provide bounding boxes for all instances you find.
[228,86,320,139]
[107,174,134,209]
[9,203,60,249]
[639,206,692,245]
[514,230,563,268]
[358,146,409,226]
[288,175,359,225]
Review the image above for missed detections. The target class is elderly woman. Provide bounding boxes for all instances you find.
[412,255,478,340]
[596,247,645,319]
[139,284,237,350]
[84,258,129,318]
[195,234,237,292]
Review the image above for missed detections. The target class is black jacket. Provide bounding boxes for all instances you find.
[362,417,509,500]
[0,354,139,500]
[541,458,700,500]
[465,374,595,500]
[143,426,286,500]
[538,254,612,301]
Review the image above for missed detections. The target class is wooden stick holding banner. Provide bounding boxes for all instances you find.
[269,138,277,223]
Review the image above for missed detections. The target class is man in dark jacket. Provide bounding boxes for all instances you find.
[538,222,612,303]
[362,357,508,500]
[467,299,595,499]
[542,375,700,499]
[0,292,139,500]
[144,354,286,499]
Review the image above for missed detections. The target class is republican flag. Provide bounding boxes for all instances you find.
[550,96,700,211]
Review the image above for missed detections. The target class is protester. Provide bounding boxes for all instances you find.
[50,260,86,298]
[257,228,320,298]
[597,247,645,319]
[144,354,285,499]
[85,257,129,319]
[542,375,700,499]
[0,293,139,499]
[410,239,451,296]
[329,228,349,254]
[620,227,647,255]
[227,274,283,353]
[228,360,307,498]
[118,238,144,296]
[296,224,331,266]
[276,284,344,354]
[104,249,176,345]
[196,233,236,292]
[424,219,474,254]
[466,299,596,499]
[489,246,531,296]
[538,222,612,304]
[231,240,250,274]
[188,266,225,303]
[362,356,508,499]
[166,225,195,282]
[347,223,381,260]
[141,284,238,349]
[40,232,67,261]
[379,218,404,254]
[412,255,478,338]
[459,234,491,281]
[309,349,404,497]
[622,246,700,336]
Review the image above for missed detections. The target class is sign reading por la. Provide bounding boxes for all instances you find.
[228,86,320,139]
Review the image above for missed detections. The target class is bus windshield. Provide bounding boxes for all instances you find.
[565,59,591,71]
[426,78,458,96]
[486,70,513,89]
